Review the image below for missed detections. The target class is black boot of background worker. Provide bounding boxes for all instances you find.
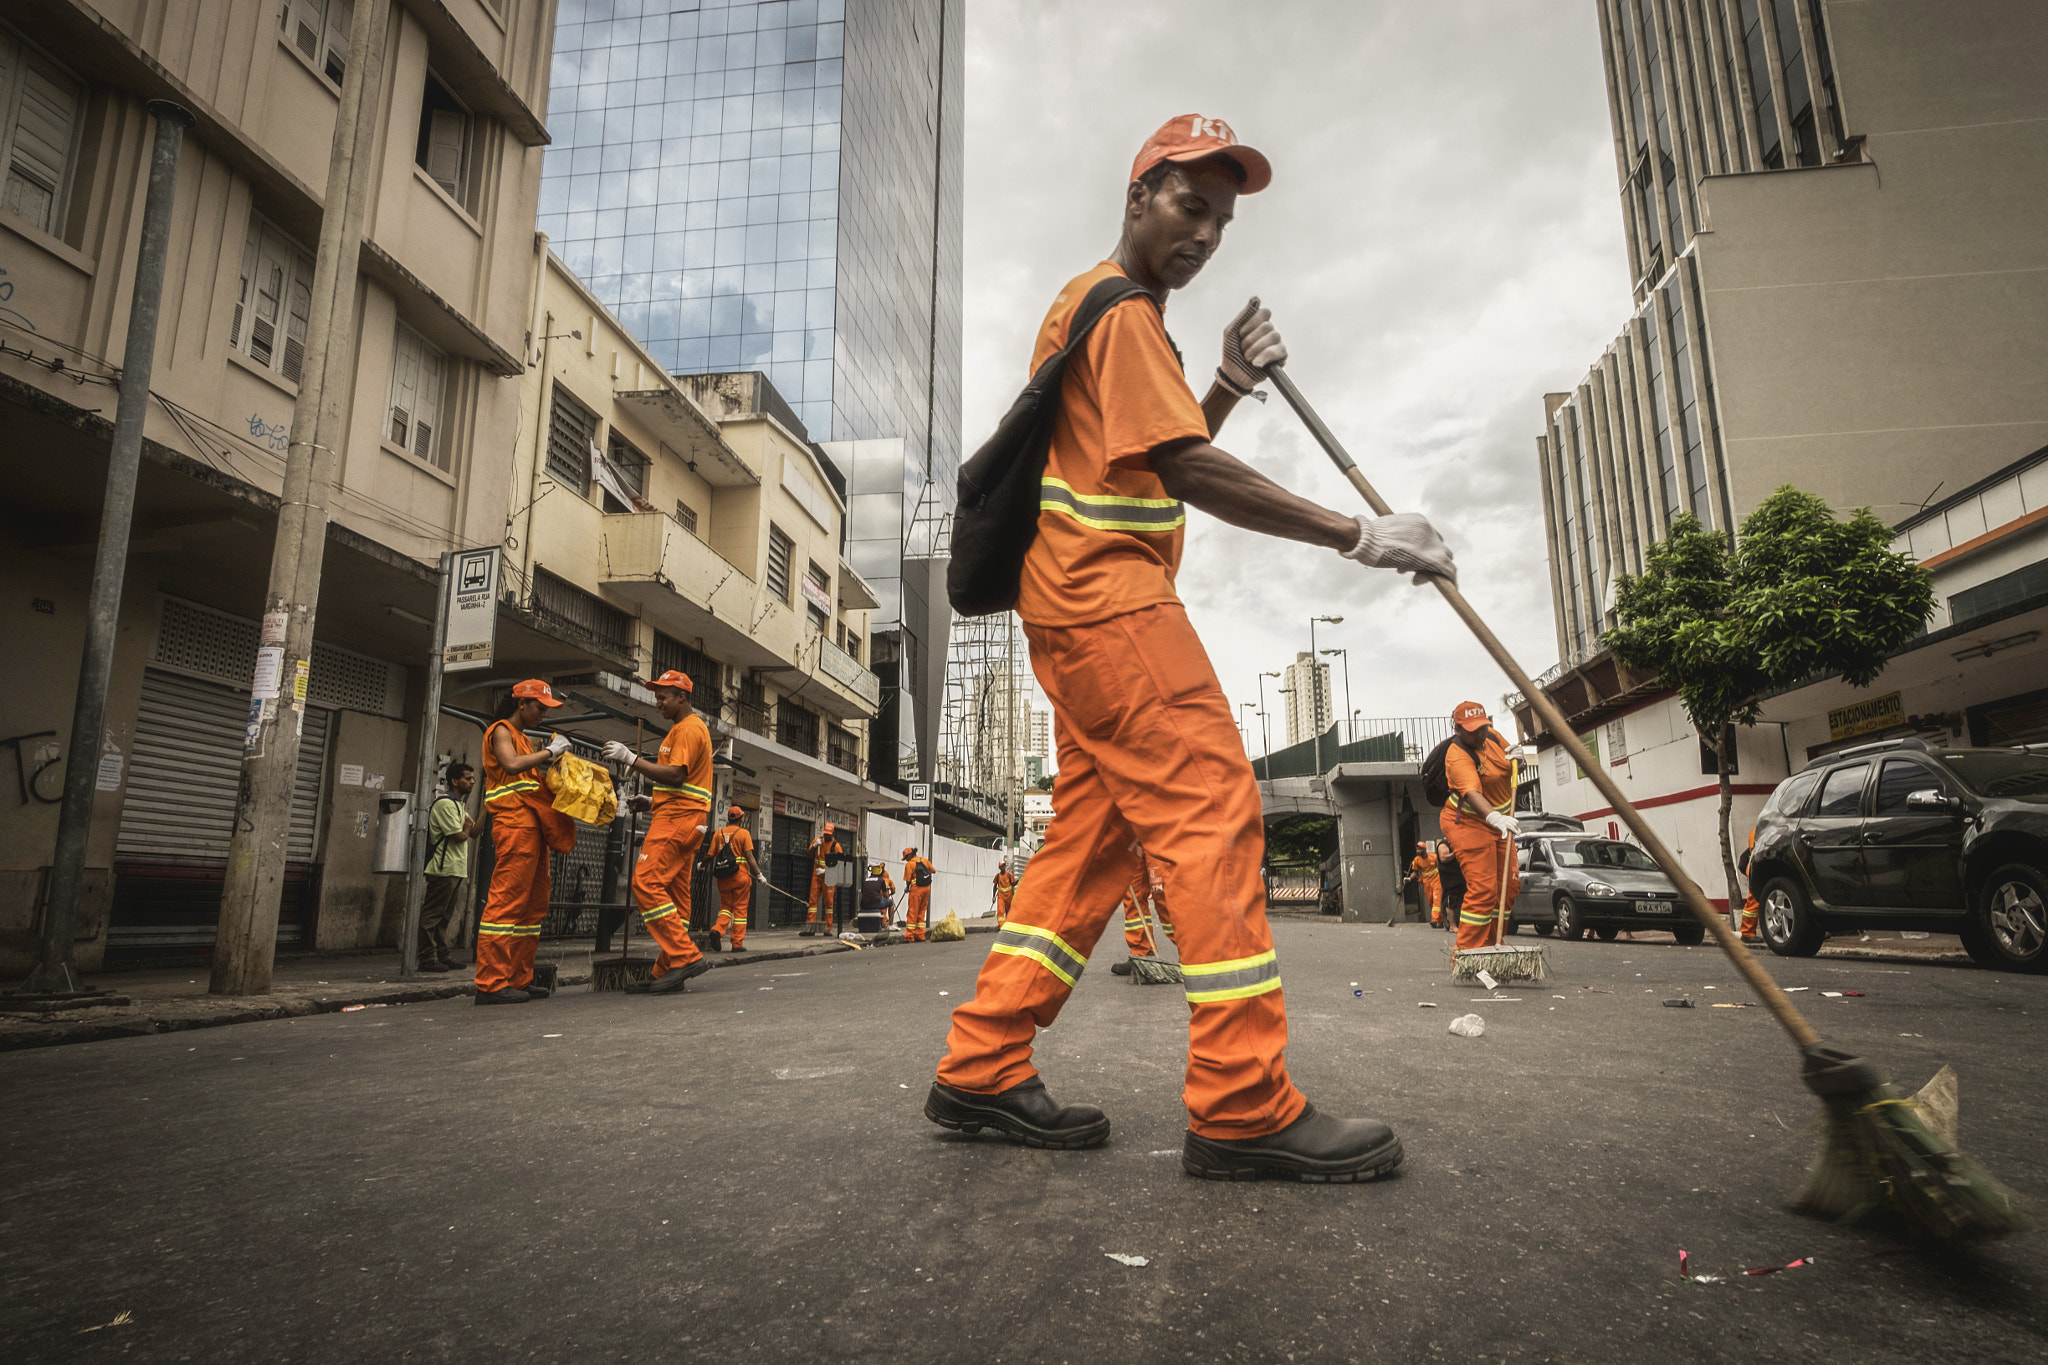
[1180,1105,1403,1183]
[924,1078,1111,1149]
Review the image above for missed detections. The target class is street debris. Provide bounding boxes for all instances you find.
[1785,986,1809,992]
[1680,1250,1815,1283]
[1418,1002,1438,1008]
[338,1004,387,1012]
[1745,1256,1816,1276]
[1448,1014,1485,1038]
[76,1310,133,1334]
[1822,991,1844,998]
[1104,1253,1149,1267]
[541,1033,563,1038]
[773,1066,854,1081]
[1475,969,1499,991]
[1711,1003,1754,1009]
[1662,999,1694,1008]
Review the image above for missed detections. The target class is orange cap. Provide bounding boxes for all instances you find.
[821,822,834,834]
[647,669,694,694]
[1131,114,1271,195]
[902,847,916,858]
[728,805,744,819]
[512,679,563,708]
[1452,701,1490,732]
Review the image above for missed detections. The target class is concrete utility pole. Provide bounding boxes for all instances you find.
[17,102,193,997]
[397,553,454,979]
[212,0,390,995]
[1309,615,1342,775]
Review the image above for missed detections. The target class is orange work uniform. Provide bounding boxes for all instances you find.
[1409,849,1443,925]
[708,823,755,948]
[477,720,553,994]
[1145,853,1177,943]
[937,261,1308,1140]
[806,833,841,931]
[1444,732,1521,952]
[902,855,935,942]
[1120,872,1156,956]
[993,867,1015,924]
[631,714,713,980]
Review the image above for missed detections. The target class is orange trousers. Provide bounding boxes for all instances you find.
[904,886,930,941]
[1446,815,1519,951]
[995,889,1013,924]
[633,805,707,979]
[937,603,1306,1139]
[713,874,751,947]
[1739,894,1759,937]
[807,873,834,927]
[476,810,551,994]
[1122,889,1155,955]
[1422,873,1442,924]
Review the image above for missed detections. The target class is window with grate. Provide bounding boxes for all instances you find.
[387,322,448,469]
[675,501,698,536]
[766,523,793,604]
[0,27,83,236]
[531,566,631,654]
[232,215,315,384]
[603,431,649,512]
[737,673,770,735]
[280,0,351,85]
[826,724,858,775]
[652,630,722,708]
[153,596,399,717]
[776,699,819,756]
[546,386,596,496]
[804,560,830,632]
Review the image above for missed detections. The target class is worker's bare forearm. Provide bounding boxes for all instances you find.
[1152,440,1355,549]
[494,734,552,775]
[1199,380,1242,439]
[633,758,685,785]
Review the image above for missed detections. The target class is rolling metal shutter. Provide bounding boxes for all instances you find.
[1970,687,2048,748]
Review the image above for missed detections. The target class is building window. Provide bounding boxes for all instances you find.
[766,524,794,604]
[826,724,858,774]
[804,560,831,632]
[531,567,631,655]
[597,430,649,513]
[777,698,819,757]
[836,621,860,663]
[545,385,595,496]
[737,673,770,735]
[0,29,81,236]
[387,322,448,469]
[676,501,698,536]
[415,72,478,212]
[232,216,316,384]
[652,630,722,709]
[280,0,351,86]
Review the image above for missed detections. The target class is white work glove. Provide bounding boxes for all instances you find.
[1344,513,1457,585]
[544,732,571,757]
[1485,810,1520,839]
[1218,296,1286,396]
[602,740,636,766]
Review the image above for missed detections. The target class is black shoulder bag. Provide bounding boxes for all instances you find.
[946,275,1157,617]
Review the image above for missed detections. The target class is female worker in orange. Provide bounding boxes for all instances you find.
[1442,701,1521,952]
[476,680,571,1005]
[992,864,1016,924]
[707,805,758,950]
[901,846,935,942]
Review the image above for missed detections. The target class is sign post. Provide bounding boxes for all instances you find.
[908,782,931,822]
[399,552,459,978]
[443,546,500,673]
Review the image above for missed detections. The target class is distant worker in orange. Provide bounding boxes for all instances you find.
[901,846,935,942]
[1407,841,1443,926]
[804,823,842,936]
[476,680,572,1005]
[707,805,758,951]
[603,670,715,994]
[1442,701,1521,952]
[992,864,1016,924]
[928,115,1452,1179]
[1145,851,1177,944]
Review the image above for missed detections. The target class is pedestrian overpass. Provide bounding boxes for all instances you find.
[1258,764,1439,924]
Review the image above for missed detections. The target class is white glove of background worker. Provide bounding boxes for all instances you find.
[602,740,636,766]
[1345,513,1458,585]
[1217,296,1286,396]
[1485,810,1520,839]
[544,732,571,757]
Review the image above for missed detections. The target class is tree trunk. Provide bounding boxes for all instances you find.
[1715,726,1740,922]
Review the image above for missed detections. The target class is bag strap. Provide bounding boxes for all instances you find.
[1025,275,1157,393]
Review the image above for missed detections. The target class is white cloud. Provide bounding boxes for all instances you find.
[964,0,1631,740]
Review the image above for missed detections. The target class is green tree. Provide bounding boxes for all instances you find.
[1031,773,1054,792]
[1605,488,1933,912]
[1265,815,1337,868]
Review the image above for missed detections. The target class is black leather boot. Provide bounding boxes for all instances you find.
[1181,1104,1403,1183]
[924,1077,1110,1149]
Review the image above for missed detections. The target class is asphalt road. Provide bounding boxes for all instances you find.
[3,921,2044,1364]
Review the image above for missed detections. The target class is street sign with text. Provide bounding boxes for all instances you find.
[443,547,499,671]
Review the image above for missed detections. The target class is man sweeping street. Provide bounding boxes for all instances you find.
[992,864,1015,924]
[901,846,935,942]
[804,823,842,936]
[927,114,1455,1180]
[1442,701,1520,952]
[604,671,714,994]
[1407,841,1443,927]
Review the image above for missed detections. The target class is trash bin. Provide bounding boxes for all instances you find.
[373,792,413,874]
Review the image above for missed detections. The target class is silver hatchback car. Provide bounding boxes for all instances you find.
[1511,835,1703,944]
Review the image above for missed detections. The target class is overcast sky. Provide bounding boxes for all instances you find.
[960,0,1630,749]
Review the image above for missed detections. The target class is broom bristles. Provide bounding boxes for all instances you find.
[1448,945,1549,984]
[1129,955,1183,985]
[1794,1085,2025,1244]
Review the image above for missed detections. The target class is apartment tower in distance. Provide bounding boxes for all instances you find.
[1281,652,1333,749]
[1515,0,2048,898]
[538,0,963,792]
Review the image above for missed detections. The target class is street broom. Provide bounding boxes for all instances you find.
[1449,841,1547,986]
[1129,899,1183,986]
[1267,351,2021,1245]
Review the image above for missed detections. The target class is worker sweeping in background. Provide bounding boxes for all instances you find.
[1442,701,1520,953]
[902,846,935,942]
[929,114,1452,1180]
[992,864,1016,924]
[476,680,571,1005]
[707,805,757,951]
[1408,841,1443,926]
[1110,862,1157,975]
[804,823,841,936]
[1145,851,1177,944]
[604,670,714,995]
[1737,830,1762,942]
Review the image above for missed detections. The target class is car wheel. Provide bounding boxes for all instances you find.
[1971,863,2048,973]
[1554,895,1584,941]
[1532,922,1554,938]
[1504,918,1520,936]
[1594,926,1620,942]
[1673,923,1706,947]
[1759,877,1824,958]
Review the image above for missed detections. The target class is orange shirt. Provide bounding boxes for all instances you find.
[811,835,840,871]
[903,855,934,888]
[1443,732,1515,823]
[1015,261,1210,629]
[482,720,552,821]
[1410,851,1440,882]
[709,824,754,879]
[651,714,714,812]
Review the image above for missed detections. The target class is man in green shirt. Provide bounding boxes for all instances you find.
[421,763,479,973]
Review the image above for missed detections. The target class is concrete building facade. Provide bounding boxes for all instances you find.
[1281,652,1333,749]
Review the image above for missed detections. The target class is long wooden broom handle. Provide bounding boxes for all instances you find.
[1268,364,1821,1051]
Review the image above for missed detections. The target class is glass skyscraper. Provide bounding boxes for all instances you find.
[540,0,963,791]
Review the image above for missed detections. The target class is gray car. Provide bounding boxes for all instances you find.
[1511,835,1703,944]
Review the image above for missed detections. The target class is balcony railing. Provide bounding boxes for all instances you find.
[826,741,860,775]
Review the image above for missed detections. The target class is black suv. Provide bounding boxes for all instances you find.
[1747,740,2048,970]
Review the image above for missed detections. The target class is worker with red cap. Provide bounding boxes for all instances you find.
[928,115,1453,1181]
[992,863,1016,924]
[476,680,571,1004]
[707,805,758,951]
[1407,841,1444,926]
[901,845,935,942]
[804,823,842,936]
[1442,701,1521,952]
[603,671,714,994]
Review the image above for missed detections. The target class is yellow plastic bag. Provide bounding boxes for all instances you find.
[547,752,618,826]
[930,910,965,942]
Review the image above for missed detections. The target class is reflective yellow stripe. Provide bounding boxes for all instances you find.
[1039,477,1186,532]
[641,902,680,923]
[655,782,713,802]
[478,921,541,937]
[990,922,1088,988]
[1182,949,1282,1004]
[485,780,541,805]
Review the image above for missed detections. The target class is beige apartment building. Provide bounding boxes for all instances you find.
[1515,0,2047,896]
[0,0,573,974]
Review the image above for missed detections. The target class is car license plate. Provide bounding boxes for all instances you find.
[1634,900,1671,914]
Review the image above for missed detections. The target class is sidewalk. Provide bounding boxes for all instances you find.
[0,919,999,1053]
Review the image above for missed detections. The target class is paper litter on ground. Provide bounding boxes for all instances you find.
[1105,1253,1149,1267]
